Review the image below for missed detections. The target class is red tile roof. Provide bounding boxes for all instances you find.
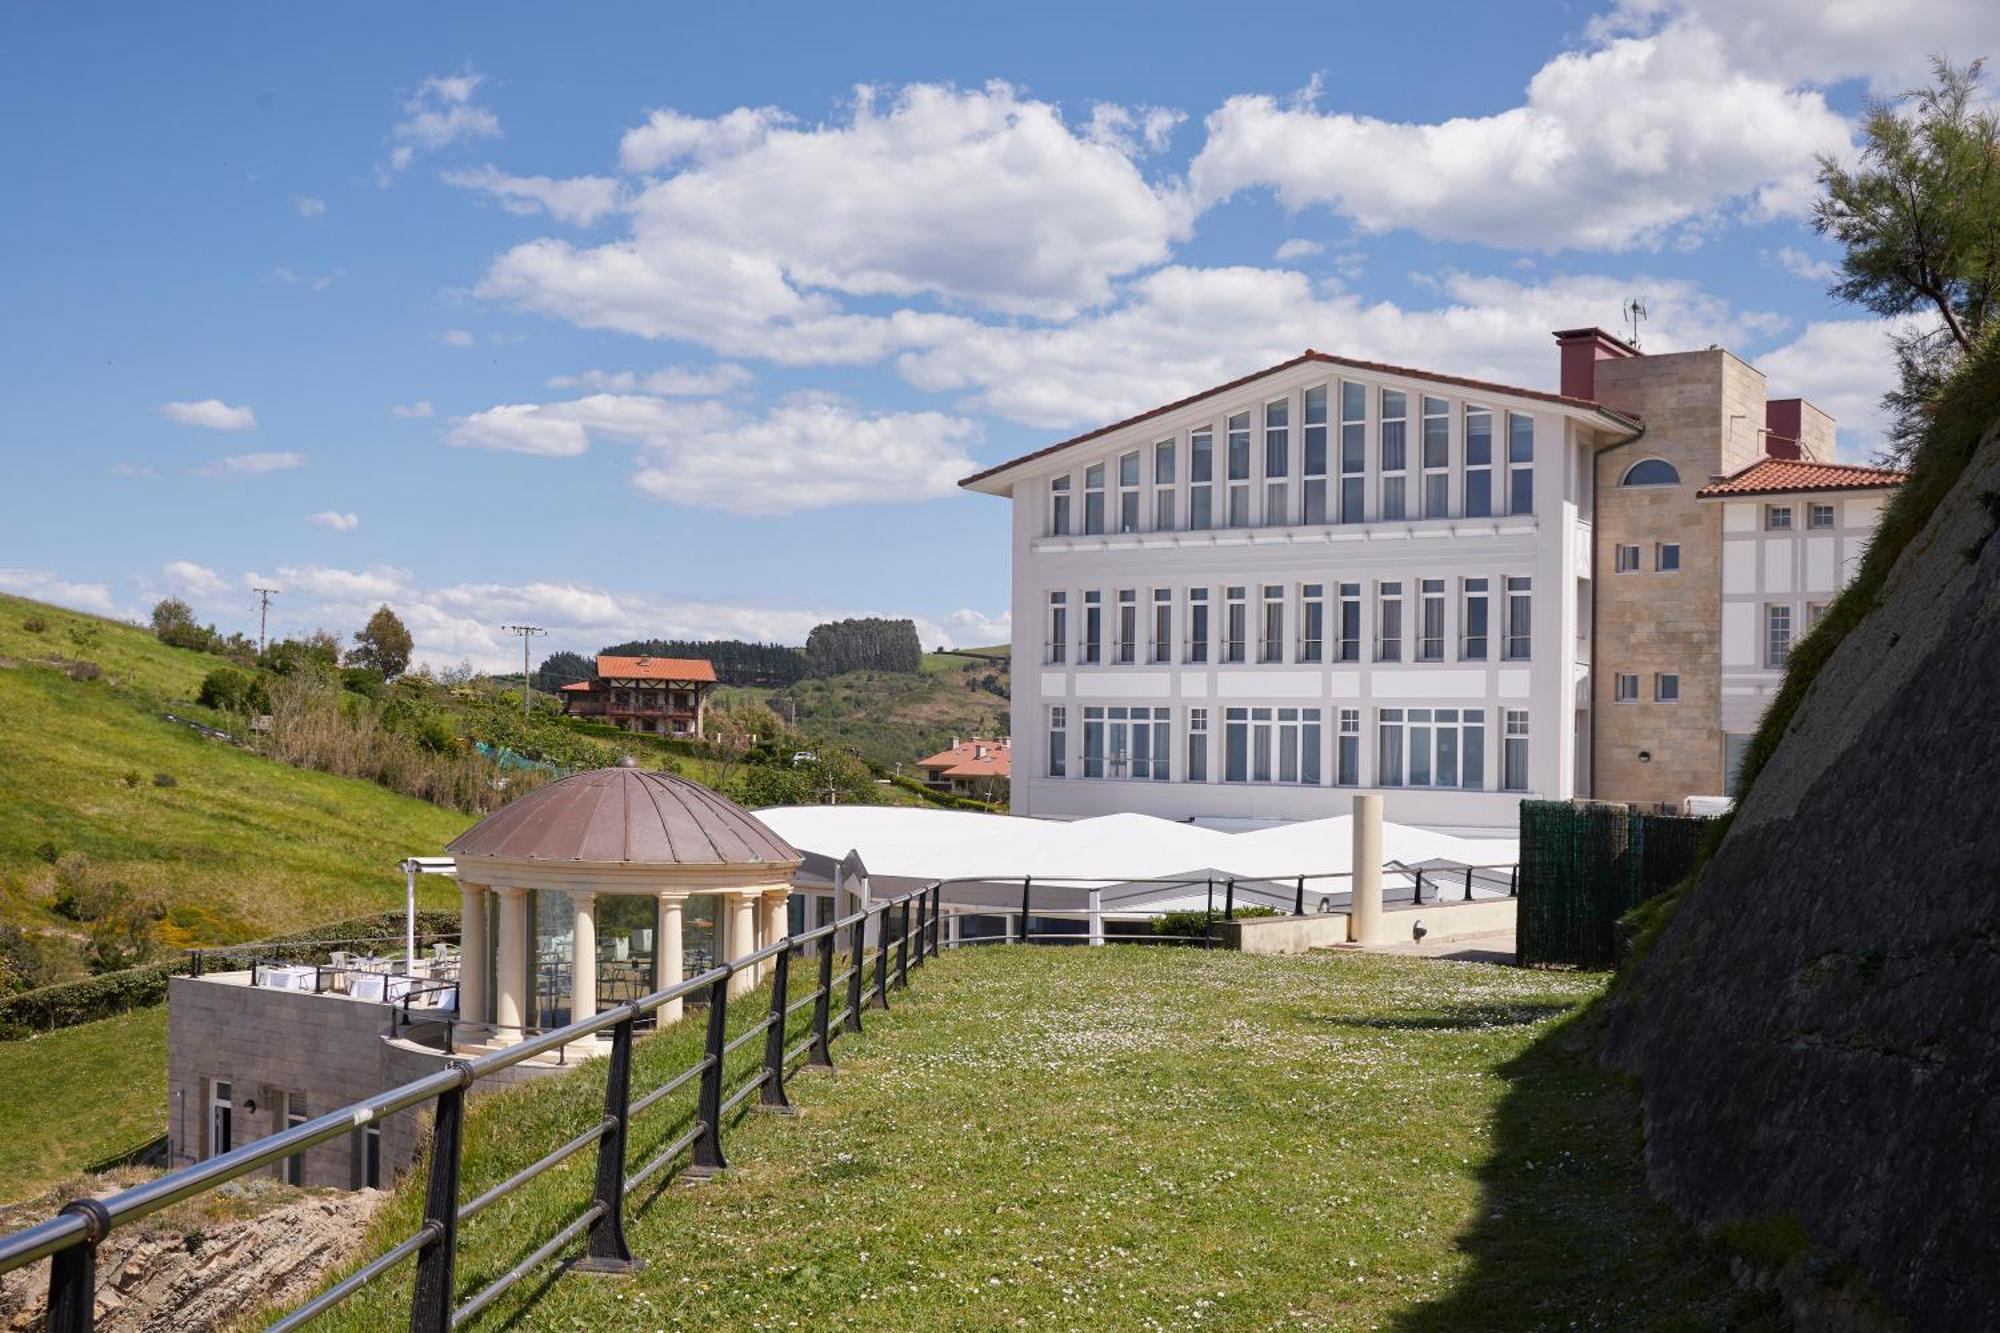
[559,681,597,692]
[1696,459,1907,499]
[958,349,1643,489]
[595,655,718,683]
[915,738,1011,779]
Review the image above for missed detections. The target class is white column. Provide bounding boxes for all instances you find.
[569,891,597,1027]
[1088,888,1104,946]
[495,887,528,1039]
[761,889,789,980]
[657,893,686,1023]
[459,882,488,1024]
[728,890,759,997]
[1350,793,1384,944]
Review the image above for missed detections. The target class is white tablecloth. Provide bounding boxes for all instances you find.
[347,973,386,1002]
[261,965,316,991]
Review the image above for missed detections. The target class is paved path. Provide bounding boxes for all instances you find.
[1365,928,1517,965]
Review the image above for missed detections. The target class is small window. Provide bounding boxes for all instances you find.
[1765,505,1793,530]
[1615,545,1641,573]
[1619,458,1680,487]
[1809,503,1836,529]
[1657,543,1681,572]
[1614,673,1639,703]
[1655,673,1679,702]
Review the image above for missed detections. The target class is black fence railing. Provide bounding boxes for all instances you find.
[0,884,943,1333]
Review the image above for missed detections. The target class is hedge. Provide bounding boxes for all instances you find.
[0,908,464,1040]
[886,771,1004,813]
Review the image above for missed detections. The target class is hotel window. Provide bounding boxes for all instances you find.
[1223,706,1321,784]
[1421,395,1450,517]
[1380,389,1408,520]
[1767,604,1792,666]
[1188,588,1210,663]
[1336,582,1362,662]
[1619,458,1680,487]
[1502,709,1530,791]
[1417,579,1445,661]
[1385,707,1484,789]
[1339,381,1367,522]
[1082,590,1102,664]
[1084,463,1106,534]
[1117,451,1141,533]
[1264,398,1290,525]
[1115,589,1138,664]
[1152,587,1172,663]
[1336,709,1360,786]
[1656,672,1680,702]
[1657,542,1681,572]
[1049,475,1071,536]
[1809,502,1836,529]
[1766,504,1793,531]
[1303,385,1329,522]
[1047,591,1067,664]
[1260,585,1285,662]
[1082,705,1171,780]
[1507,412,1535,516]
[1226,411,1252,527]
[1047,706,1067,778]
[1462,577,1489,660]
[1807,600,1829,630]
[1187,708,1209,782]
[1189,428,1214,530]
[1376,581,1404,662]
[1464,406,1493,518]
[1376,709,1403,787]
[1154,439,1177,530]
[1222,586,1247,663]
[1615,544,1641,573]
[1615,673,1639,702]
[1504,576,1532,660]
[1300,583,1325,662]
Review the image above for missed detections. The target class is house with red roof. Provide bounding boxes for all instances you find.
[913,736,1011,799]
[560,654,717,739]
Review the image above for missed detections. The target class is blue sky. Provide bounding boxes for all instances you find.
[3,0,1993,670]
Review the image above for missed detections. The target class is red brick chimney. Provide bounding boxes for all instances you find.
[1552,327,1641,401]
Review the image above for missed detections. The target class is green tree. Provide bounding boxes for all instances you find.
[347,605,414,679]
[150,597,218,651]
[1814,57,2000,462]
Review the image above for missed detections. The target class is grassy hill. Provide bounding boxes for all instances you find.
[716,647,1010,771]
[0,592,471,969]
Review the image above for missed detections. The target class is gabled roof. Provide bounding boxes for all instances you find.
[595,655,717,683]
[1696,458,1907,499]
[915,738,1010,779]
[559,680,596,692]
[959,349,1643,492]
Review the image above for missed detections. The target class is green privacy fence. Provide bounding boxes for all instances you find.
[1517,800,1712,968]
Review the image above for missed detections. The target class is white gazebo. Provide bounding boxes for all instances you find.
[446,761,802,1043]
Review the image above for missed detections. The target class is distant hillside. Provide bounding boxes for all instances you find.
[0,593,471,986]
[716,647,1009,771]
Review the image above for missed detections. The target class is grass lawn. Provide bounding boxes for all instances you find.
[299,947,1777,1331]
[0,1006,166,1201]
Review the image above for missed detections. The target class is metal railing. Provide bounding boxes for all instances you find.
[0,884,943,1333]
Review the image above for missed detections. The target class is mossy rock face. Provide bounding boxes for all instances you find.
[1605,394,2000,1331]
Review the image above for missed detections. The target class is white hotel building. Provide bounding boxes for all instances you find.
[963,348,1641,828]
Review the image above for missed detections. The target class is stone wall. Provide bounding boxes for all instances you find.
[1604,418,2000,1329]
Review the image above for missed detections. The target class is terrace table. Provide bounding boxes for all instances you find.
[261,964,317,991]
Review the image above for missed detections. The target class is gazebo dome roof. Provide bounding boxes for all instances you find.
[448,766,800,867]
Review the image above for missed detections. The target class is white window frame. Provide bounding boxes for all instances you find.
[1615,544,1641,573]
[1339,382,1367,523]
[1187,707,1209,783]
[1461,577,1489,660]
[1151,587,1172,664]
[1225,411,1252,528]
[1420,395,1450,518]
[1115,589,1138,664]
[1153,439,1176,531]
[1049,475,1071,537]
[1376,580,1403,662]
[1081,590,1102,665]
[1417,578,1445,661]
[1048,706,1067,778]
[1464,406,1494,518]
[1046,591,1067,665]
[1502,709,1530,791]
[1767,603,1793,667]
[1302,384,1329,524]
[1299,583,1325,663]
[1260,584,1284,663]
[1336,582,1362,662]
[1188,428,1214,531]
[1116,450,1141,534]
[1263,398,1290,526]
[1379,388,1408,521]
[1222,586,1247,664]
[1083,463,1106,535]
[1657,542,1681,572]
[1809,502,1836,529]
[1503,576,1532,661]
[1614,672,1640,703]
[1187,588,1210,664]
[1376,706,1484,789]
[1655,673,1680,702]
[1223,705,1321,785]
[1766,504,1793,531]
[1506,412,1534,516]
[1336,708,1360,786]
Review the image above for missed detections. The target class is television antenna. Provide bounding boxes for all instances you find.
[1623,297,1648,348]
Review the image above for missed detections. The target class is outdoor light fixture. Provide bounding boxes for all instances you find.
[1412,919,1428,942]
[243,1098,257,1115]
[1638,750,1653,763]
[1317,896,1334,914]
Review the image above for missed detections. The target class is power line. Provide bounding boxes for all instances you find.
[501,624,547,717]
[252,588,280,656]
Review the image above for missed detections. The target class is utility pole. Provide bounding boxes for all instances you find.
[502,624,547,717]
[253,587,280,656]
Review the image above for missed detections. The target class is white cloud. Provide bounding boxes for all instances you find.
[938,608,1012,647]
[1273,238,1323,262]
[1773,245,1839,283]
[481,81,1193,353]
[391,400,435,418]
[1753,316,1919,460]
[450,391,977,514]
[545,363,752,395]
[1086,103,1185,156]
[110,462,158,479]
[441,329,476,348]
[160,398,257,430]
[161,559,231,600]
[383,72,500,177]
[249,564,414,603]
[293,195,326,218]
[269,266,341,291]
[308,511,360,532]
[443,164,626,225]
[0,568,116,614]
[1188,24,1851,251]
[197,451,307,477]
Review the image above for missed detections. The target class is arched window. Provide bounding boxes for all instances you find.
[1620,458,1680,487]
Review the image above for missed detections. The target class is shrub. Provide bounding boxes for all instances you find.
[1154,909,1217,942]
[341,666,386,699]
[21,616,46,633]
[33,840,59,865]
[64,660,102,682]
[152,772,177,788]
[197,665,269,714]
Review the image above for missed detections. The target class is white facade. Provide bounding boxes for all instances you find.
[1715,489,1889,787]
[967,354,1636,830]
